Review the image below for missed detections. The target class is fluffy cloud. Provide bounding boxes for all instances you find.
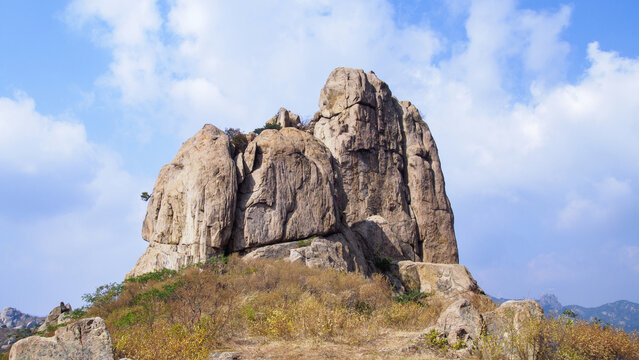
[0,94,150,314]
[0,94,92,174]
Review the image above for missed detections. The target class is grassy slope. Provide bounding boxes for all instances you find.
[75,256,638,360]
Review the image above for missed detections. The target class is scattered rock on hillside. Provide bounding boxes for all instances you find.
[435,298,483,345]
[483,299,544,336]
[394,261,485,298]
[10,317,114,360]
[37,303,72,332]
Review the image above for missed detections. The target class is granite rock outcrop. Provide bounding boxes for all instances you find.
[129,67,459,277]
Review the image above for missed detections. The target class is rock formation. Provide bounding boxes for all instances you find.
[9,318,114,360]
[37,303,72,332]
[128,67,458,277]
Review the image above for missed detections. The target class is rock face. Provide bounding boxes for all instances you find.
[314,69,457,263]
[129,67,458,277]
[231,128,339,250]
[9,317,114,360]
[129,125,237,277]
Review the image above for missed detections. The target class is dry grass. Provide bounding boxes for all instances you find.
[79,256,639,360]
[83,256,444,360]
[477,314,639,360]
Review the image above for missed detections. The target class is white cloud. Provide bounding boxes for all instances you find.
[0,93,151,314]
[65,0,442,136]
[0,94,92,173]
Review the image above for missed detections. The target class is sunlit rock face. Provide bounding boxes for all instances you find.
[313,68,457,263]
[129,67,458,278]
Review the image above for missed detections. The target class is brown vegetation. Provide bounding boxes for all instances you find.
[85,256,441,360]
[79,256,639,360]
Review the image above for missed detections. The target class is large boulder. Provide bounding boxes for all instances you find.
[313,68,457,263]
[128,124,237,277]
[483,299,544,336]
[9,317,114,360]
[394,261,484,298]
[231,127,339,250]
[435,298,483,345]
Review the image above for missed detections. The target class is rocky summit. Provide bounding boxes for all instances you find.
[128,68,458,278]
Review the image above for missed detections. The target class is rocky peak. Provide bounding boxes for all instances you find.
[0,307,43,329]
[128,67,458,277]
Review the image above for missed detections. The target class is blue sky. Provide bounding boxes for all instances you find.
[1,0,638,315]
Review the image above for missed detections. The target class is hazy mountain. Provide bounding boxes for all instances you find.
[491,294,639,332]
[0,307,43,329]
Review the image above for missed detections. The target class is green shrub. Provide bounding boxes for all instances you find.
[392,290,429,305]
[224,128,248,153]
[126,268,177,284]
[422,328,449,349]
[82,282,124,308]
[254,122,281,134]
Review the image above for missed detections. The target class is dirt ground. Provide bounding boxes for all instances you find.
[213,329,471,360]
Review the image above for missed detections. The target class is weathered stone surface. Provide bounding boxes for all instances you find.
[37,303,72,332]
[9,318,114,360]
[435,299,483,344]
[231,128,339,251]
[313,68,457,263]
[289,233,370,273]
[267,108,301,128]
[394,261,484,298]
[242,241,301,261]
[243,232,370,274]
[400,101,457,263]
[128,67,460,277]
[129,124,237,277]
[483,300,544,336]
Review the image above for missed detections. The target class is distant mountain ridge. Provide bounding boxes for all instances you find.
[491,294,639,332]
[0,307,43,329]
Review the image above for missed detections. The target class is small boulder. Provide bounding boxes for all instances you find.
[10,317,114,360]
[208,352,241,360]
